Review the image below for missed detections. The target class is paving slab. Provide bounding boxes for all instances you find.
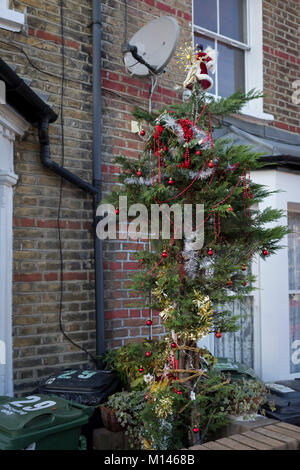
[253,426,298,450]
[242,430,287,450]
[201,441,231,450]
[216,437,254,450]
[230,433,272,450]
[266,424,300,444]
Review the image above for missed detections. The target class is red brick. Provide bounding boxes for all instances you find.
[14,273,42,282]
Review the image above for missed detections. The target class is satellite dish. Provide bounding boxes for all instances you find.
[123,16,179,77]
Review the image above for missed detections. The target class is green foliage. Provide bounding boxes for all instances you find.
[103,339,167,390]
[105,391,146,448]
[227,378,269,419]
[104,85,289,448]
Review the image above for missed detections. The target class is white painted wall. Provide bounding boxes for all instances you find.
[252,169,300,382]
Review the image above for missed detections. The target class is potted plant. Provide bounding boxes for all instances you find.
[227,378,269,421]
[100,391,146,448]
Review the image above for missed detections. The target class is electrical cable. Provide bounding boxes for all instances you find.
[56,0,96,364]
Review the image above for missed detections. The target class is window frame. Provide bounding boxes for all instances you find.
[192,0,274,121]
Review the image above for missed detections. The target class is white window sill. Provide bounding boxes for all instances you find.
[240,104,274,122]
[0,7,24,32]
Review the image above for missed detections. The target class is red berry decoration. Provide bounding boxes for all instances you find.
[136,169,142,177]
[215,330,222,339]
[193,427,199,433]
[262,248,269,256]
[208,161,214,168]
[207,249,213,256]
[162,251,168,258]
[139,367,144,373]
[196,150,201,156]
[145,351,151,358]
[115,208,119,215]
[168,178,174,185]
[171,342,177,349]
[140,129,145,136]
[146,319,152,326]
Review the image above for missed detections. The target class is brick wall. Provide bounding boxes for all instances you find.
[2,0,298,394]
[1,0,191,394]
[262,0,300,133]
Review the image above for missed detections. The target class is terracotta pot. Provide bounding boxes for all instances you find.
[99,406,123,433]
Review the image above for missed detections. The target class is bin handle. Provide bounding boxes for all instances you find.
[23,413,56,430]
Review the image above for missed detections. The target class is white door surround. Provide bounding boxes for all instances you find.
[0,101,28,396]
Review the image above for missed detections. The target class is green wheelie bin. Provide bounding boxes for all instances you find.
[0,394,93,450]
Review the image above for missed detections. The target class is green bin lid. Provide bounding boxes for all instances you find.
[0,394,90,435]
[213,358,257,380]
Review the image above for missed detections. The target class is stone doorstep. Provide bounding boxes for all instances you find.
[189,422,300,450]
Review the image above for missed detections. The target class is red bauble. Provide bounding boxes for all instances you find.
[145,351,151,358]
[262,249,269,256]
[162,251,168,258]
[146,319,152,326]
[136,170,142,177]
[193,427,199,433]
[164,146,168,152]
[196,150,201,156]
[215,331,222,339]
[139,258,144,264]
[139,367,144,373]
[184,161,190,168]
[144,393,149,400]
[140,129,145,136]
[243,280,247,286]
[241,265,247,271]
[208,161,214,168]
[228,280,233,286]
[168,178,174,185]
[228,206,233,212]
[207,249,213,256]
[171,342,177,349]
[115,208,119,215]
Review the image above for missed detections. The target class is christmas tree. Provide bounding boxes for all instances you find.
[106,46,288,448]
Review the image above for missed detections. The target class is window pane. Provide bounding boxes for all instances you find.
[194,0,217,32]
[288,211,300,373]
[219,0,247,43]
[214,297,254,368]
[193,33,216,95]
[288,211,300,291]
[289,294,300,374]
[218,42,245,97]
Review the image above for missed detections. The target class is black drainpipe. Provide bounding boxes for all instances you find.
[92,0,105,368]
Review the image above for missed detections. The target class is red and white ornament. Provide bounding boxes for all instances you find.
[140,129,145,136]
[162,251,168,258]
[207,248,213,256]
